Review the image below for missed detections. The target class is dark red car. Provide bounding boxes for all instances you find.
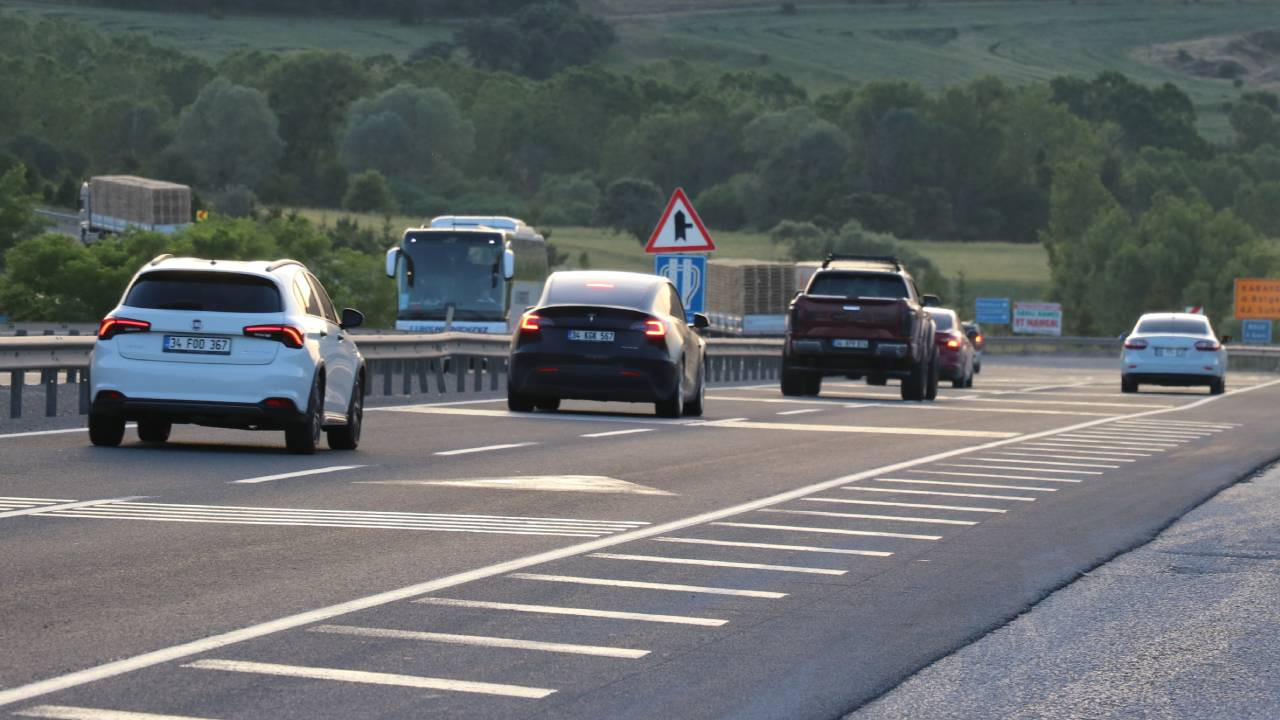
[926,307,975,388]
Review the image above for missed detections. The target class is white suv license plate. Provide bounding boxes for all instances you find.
[163,334,232,355]
[833,338,870,349]
[568,330,615,342]
[1154,347,1186,358]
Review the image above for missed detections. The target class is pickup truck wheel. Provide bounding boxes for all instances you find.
[781,368,807,397]
[866,375,887,386]
[925,356,939,401]
[535,398,561,411]
[901,358,927,402]
[803,374,822,396]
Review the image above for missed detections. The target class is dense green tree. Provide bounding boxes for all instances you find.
[170,77,285,190]
[339,84,475,184]
[0,164,46,271]
[596,178,663,243]
[343,169,398,214]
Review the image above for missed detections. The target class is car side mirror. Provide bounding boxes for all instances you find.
[922,294,942,307]
[692,313,710,329]
[384,247,399,278]
[340,308,364,329]
[1221,335,1232,344]
[502,248,515,280]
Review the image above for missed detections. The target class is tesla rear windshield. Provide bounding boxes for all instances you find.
[1136,318,1211,335]
[124,271,283,313]
[542,278,654,310]
[809,273,908,299]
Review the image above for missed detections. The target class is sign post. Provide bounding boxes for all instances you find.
[1012,302,1063,336]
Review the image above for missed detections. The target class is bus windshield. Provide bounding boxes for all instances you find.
[397,231,506,322]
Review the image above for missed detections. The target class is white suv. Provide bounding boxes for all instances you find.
[89,255,366,454]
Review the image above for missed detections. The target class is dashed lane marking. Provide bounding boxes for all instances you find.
[412,597,727,627]
[230,465,366,485]
[777,408,822,416]
[507,572,787,599]
[804,497,1006,513]
[712,521,942,541]
[653,537,892,557]
[435,442,536,456]
[183,659,555,699]
[13,706,216,720]
[844,486,1036,502]
[361,475,673,496]
[588,552,851,573]
[307,625,650,659]
[759,508,978,526]
[581,428,654,438]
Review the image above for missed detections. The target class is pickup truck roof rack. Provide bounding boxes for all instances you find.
[822,254,902,270]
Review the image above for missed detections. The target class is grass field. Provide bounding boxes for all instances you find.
[293,208,1052,304]
[6,1,1274,137]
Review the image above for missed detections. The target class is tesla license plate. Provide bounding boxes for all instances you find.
[568,330,615,342]
[163,334,231,355]
[1154,347,1186,358]
[833,338,870,349]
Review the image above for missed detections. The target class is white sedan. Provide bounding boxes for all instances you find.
[1121,313,1226,394]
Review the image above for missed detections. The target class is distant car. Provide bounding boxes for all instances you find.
[508,270,708,418]
[89,255,366,454]
[1121,312,1226,394]
[927,307,975,388]
[961,320,984,373]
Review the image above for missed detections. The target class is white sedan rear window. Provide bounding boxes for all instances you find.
[1136,318,1210,335]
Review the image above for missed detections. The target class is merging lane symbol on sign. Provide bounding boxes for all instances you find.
[645,187,716,254]
[655,254,707,319]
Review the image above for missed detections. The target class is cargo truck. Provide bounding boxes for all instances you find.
[80,176,192,242]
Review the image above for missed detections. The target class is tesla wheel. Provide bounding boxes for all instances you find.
[535,398,561,411]
[327,376,363,451]
[88,414,125,447]
[683,360,706,417]
[137,419,171,443]
[507,387,535,412]
[286,378,323,455]
[1210,378,1225,395]
[656,371,683,419]
[901,357,927,402]
[781,368,807,397]
[1121,377,1137,394]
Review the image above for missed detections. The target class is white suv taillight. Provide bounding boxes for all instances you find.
[98,317,150,340]
[243,324,304,349]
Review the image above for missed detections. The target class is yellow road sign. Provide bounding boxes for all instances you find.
[1235,278,1280,319]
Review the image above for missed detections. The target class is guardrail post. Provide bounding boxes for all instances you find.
[10,370,21,419]
[455,356,466,393]
[44,368,57,417]
[79,368,90,415]
[402,359,412,396]
[434,359,446,393]
[489,358,501,391]
[473,358,483,392]
[381,360,392,396]
[417,360,429,394]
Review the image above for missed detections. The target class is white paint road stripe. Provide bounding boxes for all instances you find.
[910,470,1082,484]
[691,418,1019,438]
[876,478,1057,493]
[777,408,822,416]
[1022,440,1164,453]
[980,455,1125,467]
[804,497,1006,513]
[581,429,654,438]
[0,496,147,520]
[654,537,892,557]
[589,552,849,574]
[6,378,1273,710]
[308,625,649,659]
[1114,419,1235,428]
[1061,432,1183,444]
[436,442,536,456]
[45,513,610,537]
[1094,427,1212,437]
[183,659,554,699]
[844,481,1034,499]
[0,428,91,440]
[940,463,1102,475]
[14,706,216,720]
[103,502,647,526]
[1016,444,1152,457]
[231,465,366,485]
[759,508,977,526]
[51,506,638,530]
[1056,435,1179,446]
[508,572,787,598]
[713,522,941,541]
[0,496,76,503]
[412,597,726,626]
[968,398,1172,409]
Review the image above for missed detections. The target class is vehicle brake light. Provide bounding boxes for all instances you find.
[243,324,304,348]
[946,337,961,349]
[1194,340,1221,351]
[1124,338,1148,350]
[645,319,666,337]
[263,397,296,411]
[519,313,541,332]
[96,390,125,401]
[97,317,150,340]
[974,334,983,344]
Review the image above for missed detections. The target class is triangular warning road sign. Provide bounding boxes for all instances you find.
[644,187,715,254]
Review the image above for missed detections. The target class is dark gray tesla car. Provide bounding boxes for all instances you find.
[507,270,709,418]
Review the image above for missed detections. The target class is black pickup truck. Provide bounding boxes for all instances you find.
[781,255,939,401]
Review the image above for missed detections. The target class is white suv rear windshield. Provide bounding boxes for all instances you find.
[809,273,908,299]
[125,271,283,313]
[1136,318,1210,335]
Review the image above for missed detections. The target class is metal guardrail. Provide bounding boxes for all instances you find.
[0,333,785,420]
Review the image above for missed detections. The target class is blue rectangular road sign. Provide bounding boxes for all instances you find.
[1242,319,1272,344]
[654,254,706,321]
[974,297,1011,325]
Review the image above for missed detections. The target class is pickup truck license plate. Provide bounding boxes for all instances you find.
[833,338,870,349]
[163,334,231,355]
[1154,347,1186,358]
[568,330,615,342]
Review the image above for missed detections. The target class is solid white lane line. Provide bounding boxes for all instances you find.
[759,508,977,526]
[581,429,654,438]
[0,496,146,520]
[14,706,216,720]
[846,403,1119,417]
[777,409,822,416]
[985,452,1132,464]
[910,470,1081,484]
[804,497,1006,513]
[1097,426,1212,437]
[712,522,941,541]
[508,573,787,598]
[1056,435,1178,446]
[44,513,610,536]
[0,496,76,503]
[876,478,1057,493]
[939,463,1101,475]
[231,465,366,485]
[968,398,1172,409]
[412,597,726,626]
[53,504,642,529]
[183,659,554,699]
[654,537,892,557]
[436,443,536,456]
[589,552,850,573]
[99,502,647,527]
[845,486,1036,501]
[1061,432,1183,444]
[308,625,649,659]
[10,379,1273,711]
[1114,419,1234,428]
[0,428,92,440]
[690,419,1019,439]
[972,453,1126,466]
[1016,444,1152,457]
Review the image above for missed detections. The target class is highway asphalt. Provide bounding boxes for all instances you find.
[2,357,1277,719]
